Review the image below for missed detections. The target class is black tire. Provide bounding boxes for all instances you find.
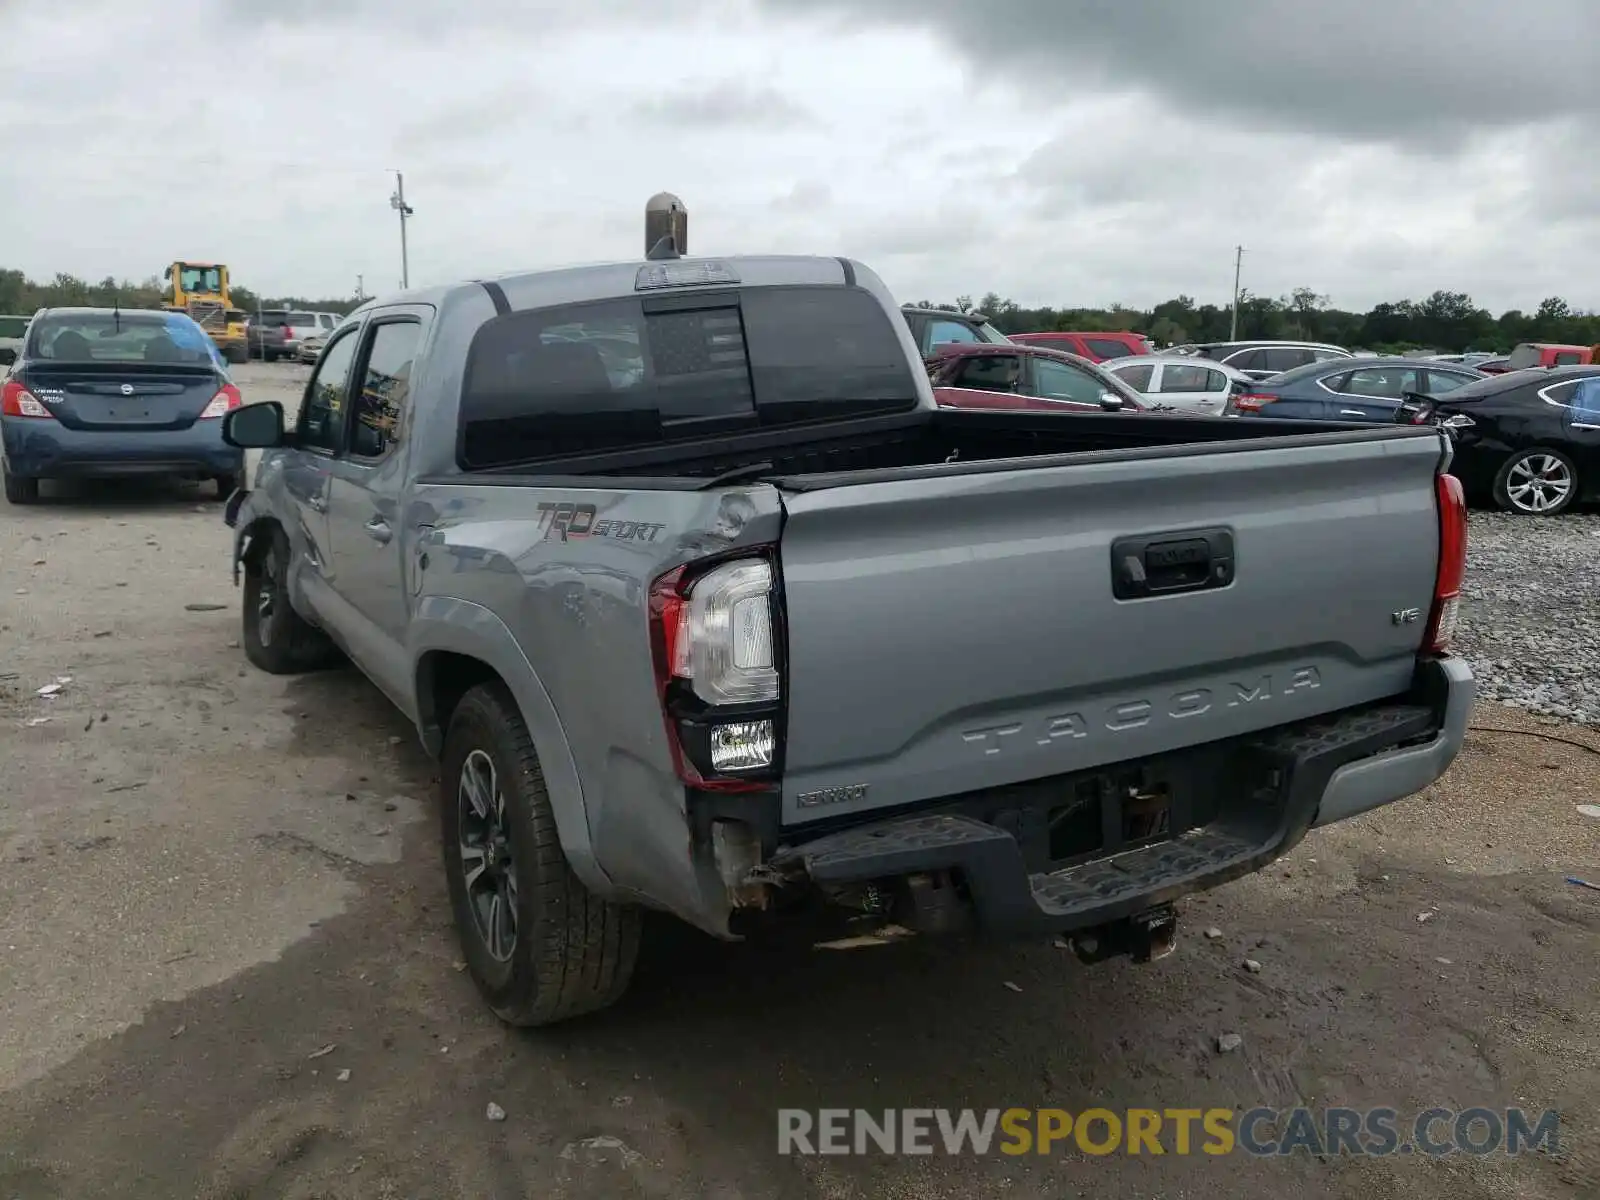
[3,470,39,504]
[224,344,247,365]
[441,682,641,1027]
[1492,447,1578,516]
[263,349,278,363]
[212,473,238,500]
[240,523,339,673]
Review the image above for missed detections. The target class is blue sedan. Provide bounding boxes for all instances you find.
[1235,356,1487,421]
[1,306,245,505]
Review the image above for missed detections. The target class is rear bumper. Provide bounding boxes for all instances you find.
[760,656,1473,936]
[0,417,244,480]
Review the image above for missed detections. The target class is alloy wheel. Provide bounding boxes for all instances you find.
[458,748,518,962]
[1506,453,1573,514]
[256,554,278,647]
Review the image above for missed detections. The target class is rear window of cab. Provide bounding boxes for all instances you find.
[457,285,920,469]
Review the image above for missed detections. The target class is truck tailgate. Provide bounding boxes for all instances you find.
[776,432,1445,826]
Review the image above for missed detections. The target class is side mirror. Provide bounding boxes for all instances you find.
[222,400,287,448]
[1098,391,1125,411]
[0,348,17,367]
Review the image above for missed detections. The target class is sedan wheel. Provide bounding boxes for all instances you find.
[1495,449,1578,516]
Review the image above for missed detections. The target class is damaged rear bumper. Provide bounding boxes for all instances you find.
[747,657,1471,939]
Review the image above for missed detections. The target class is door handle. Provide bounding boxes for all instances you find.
[307,494,327,513]
[1111,528,1235,600]
[365,516,393,544]
[1339,409,1366,417]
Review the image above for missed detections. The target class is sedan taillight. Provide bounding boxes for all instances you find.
[0,379,52,418]
[199,383,244,419]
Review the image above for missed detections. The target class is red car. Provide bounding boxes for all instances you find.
[926,343,1148,413]
[1008,330,1154,362]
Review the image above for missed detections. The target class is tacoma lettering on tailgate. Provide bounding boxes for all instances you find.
[960,668,1322,755]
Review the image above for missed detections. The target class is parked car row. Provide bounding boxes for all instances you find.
[911,315,1598,518]
[247,309,342,362]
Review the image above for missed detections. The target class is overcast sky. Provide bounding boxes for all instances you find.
[3,0,1596,313]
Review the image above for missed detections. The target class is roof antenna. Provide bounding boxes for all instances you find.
[644,192,687,261]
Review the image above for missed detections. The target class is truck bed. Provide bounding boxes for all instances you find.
[455,407,1440,490]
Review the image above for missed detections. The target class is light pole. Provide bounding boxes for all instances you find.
[1229,245,1244,341]
[390,171,414,289]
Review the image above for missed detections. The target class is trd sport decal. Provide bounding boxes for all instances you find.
[535,502,666,543]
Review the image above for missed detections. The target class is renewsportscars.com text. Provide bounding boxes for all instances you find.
[777,1107,1560,1158]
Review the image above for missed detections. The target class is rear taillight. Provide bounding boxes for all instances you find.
[199,383,244,419]
[1425,472,1467,654]
[1235,392,1276,413]
[649,551,782,792]
[0,379,52,418]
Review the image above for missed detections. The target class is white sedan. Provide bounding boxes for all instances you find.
[1100,354,1256,416]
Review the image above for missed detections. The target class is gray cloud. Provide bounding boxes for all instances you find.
[770,180,833,213]
[393,89,545,153]
[632,80,813,130]
[5,0,1599,315]
[754,0,1600,148]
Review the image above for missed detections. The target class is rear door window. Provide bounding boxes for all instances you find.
[1263,347,1314,372]
[1424,369,1477,395]
[1157,364,1221,393]
[949,354,1022,392]
[458,286,918,467]
[925,319,983,350]
[1030,356,1107,405]
[1555,351,1582,366]
[1339,366,1422,398]
[1110,363,1154,391]
[1223,348,1263,371]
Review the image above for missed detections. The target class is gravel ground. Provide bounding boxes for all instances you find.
[0,368,1596,1199]
[1455,512,1600,723]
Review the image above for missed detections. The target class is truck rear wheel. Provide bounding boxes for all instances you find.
[240,524,340,673]
[441,682,641,1027]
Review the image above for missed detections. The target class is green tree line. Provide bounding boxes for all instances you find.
[912,288,1600,354]
[0,268,363,318]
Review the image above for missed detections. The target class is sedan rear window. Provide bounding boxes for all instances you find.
[459,286,919,468]
[28,312,218,365]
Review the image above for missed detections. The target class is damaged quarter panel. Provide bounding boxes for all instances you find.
[405,478,783,916]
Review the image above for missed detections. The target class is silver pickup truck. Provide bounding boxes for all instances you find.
[221,252,1473,1026]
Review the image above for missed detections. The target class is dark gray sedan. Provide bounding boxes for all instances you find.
[1235,356,1487,421]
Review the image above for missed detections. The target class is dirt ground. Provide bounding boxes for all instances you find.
[1,361,1597,1199]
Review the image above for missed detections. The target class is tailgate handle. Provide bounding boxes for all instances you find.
[1111,528,1234,601]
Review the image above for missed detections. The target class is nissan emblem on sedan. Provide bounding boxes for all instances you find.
[120,383,134,395]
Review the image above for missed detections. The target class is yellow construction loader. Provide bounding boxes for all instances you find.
[164,262,249,364]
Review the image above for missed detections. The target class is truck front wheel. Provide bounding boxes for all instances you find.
[240,524,340,673]
[441,682,641,1026]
